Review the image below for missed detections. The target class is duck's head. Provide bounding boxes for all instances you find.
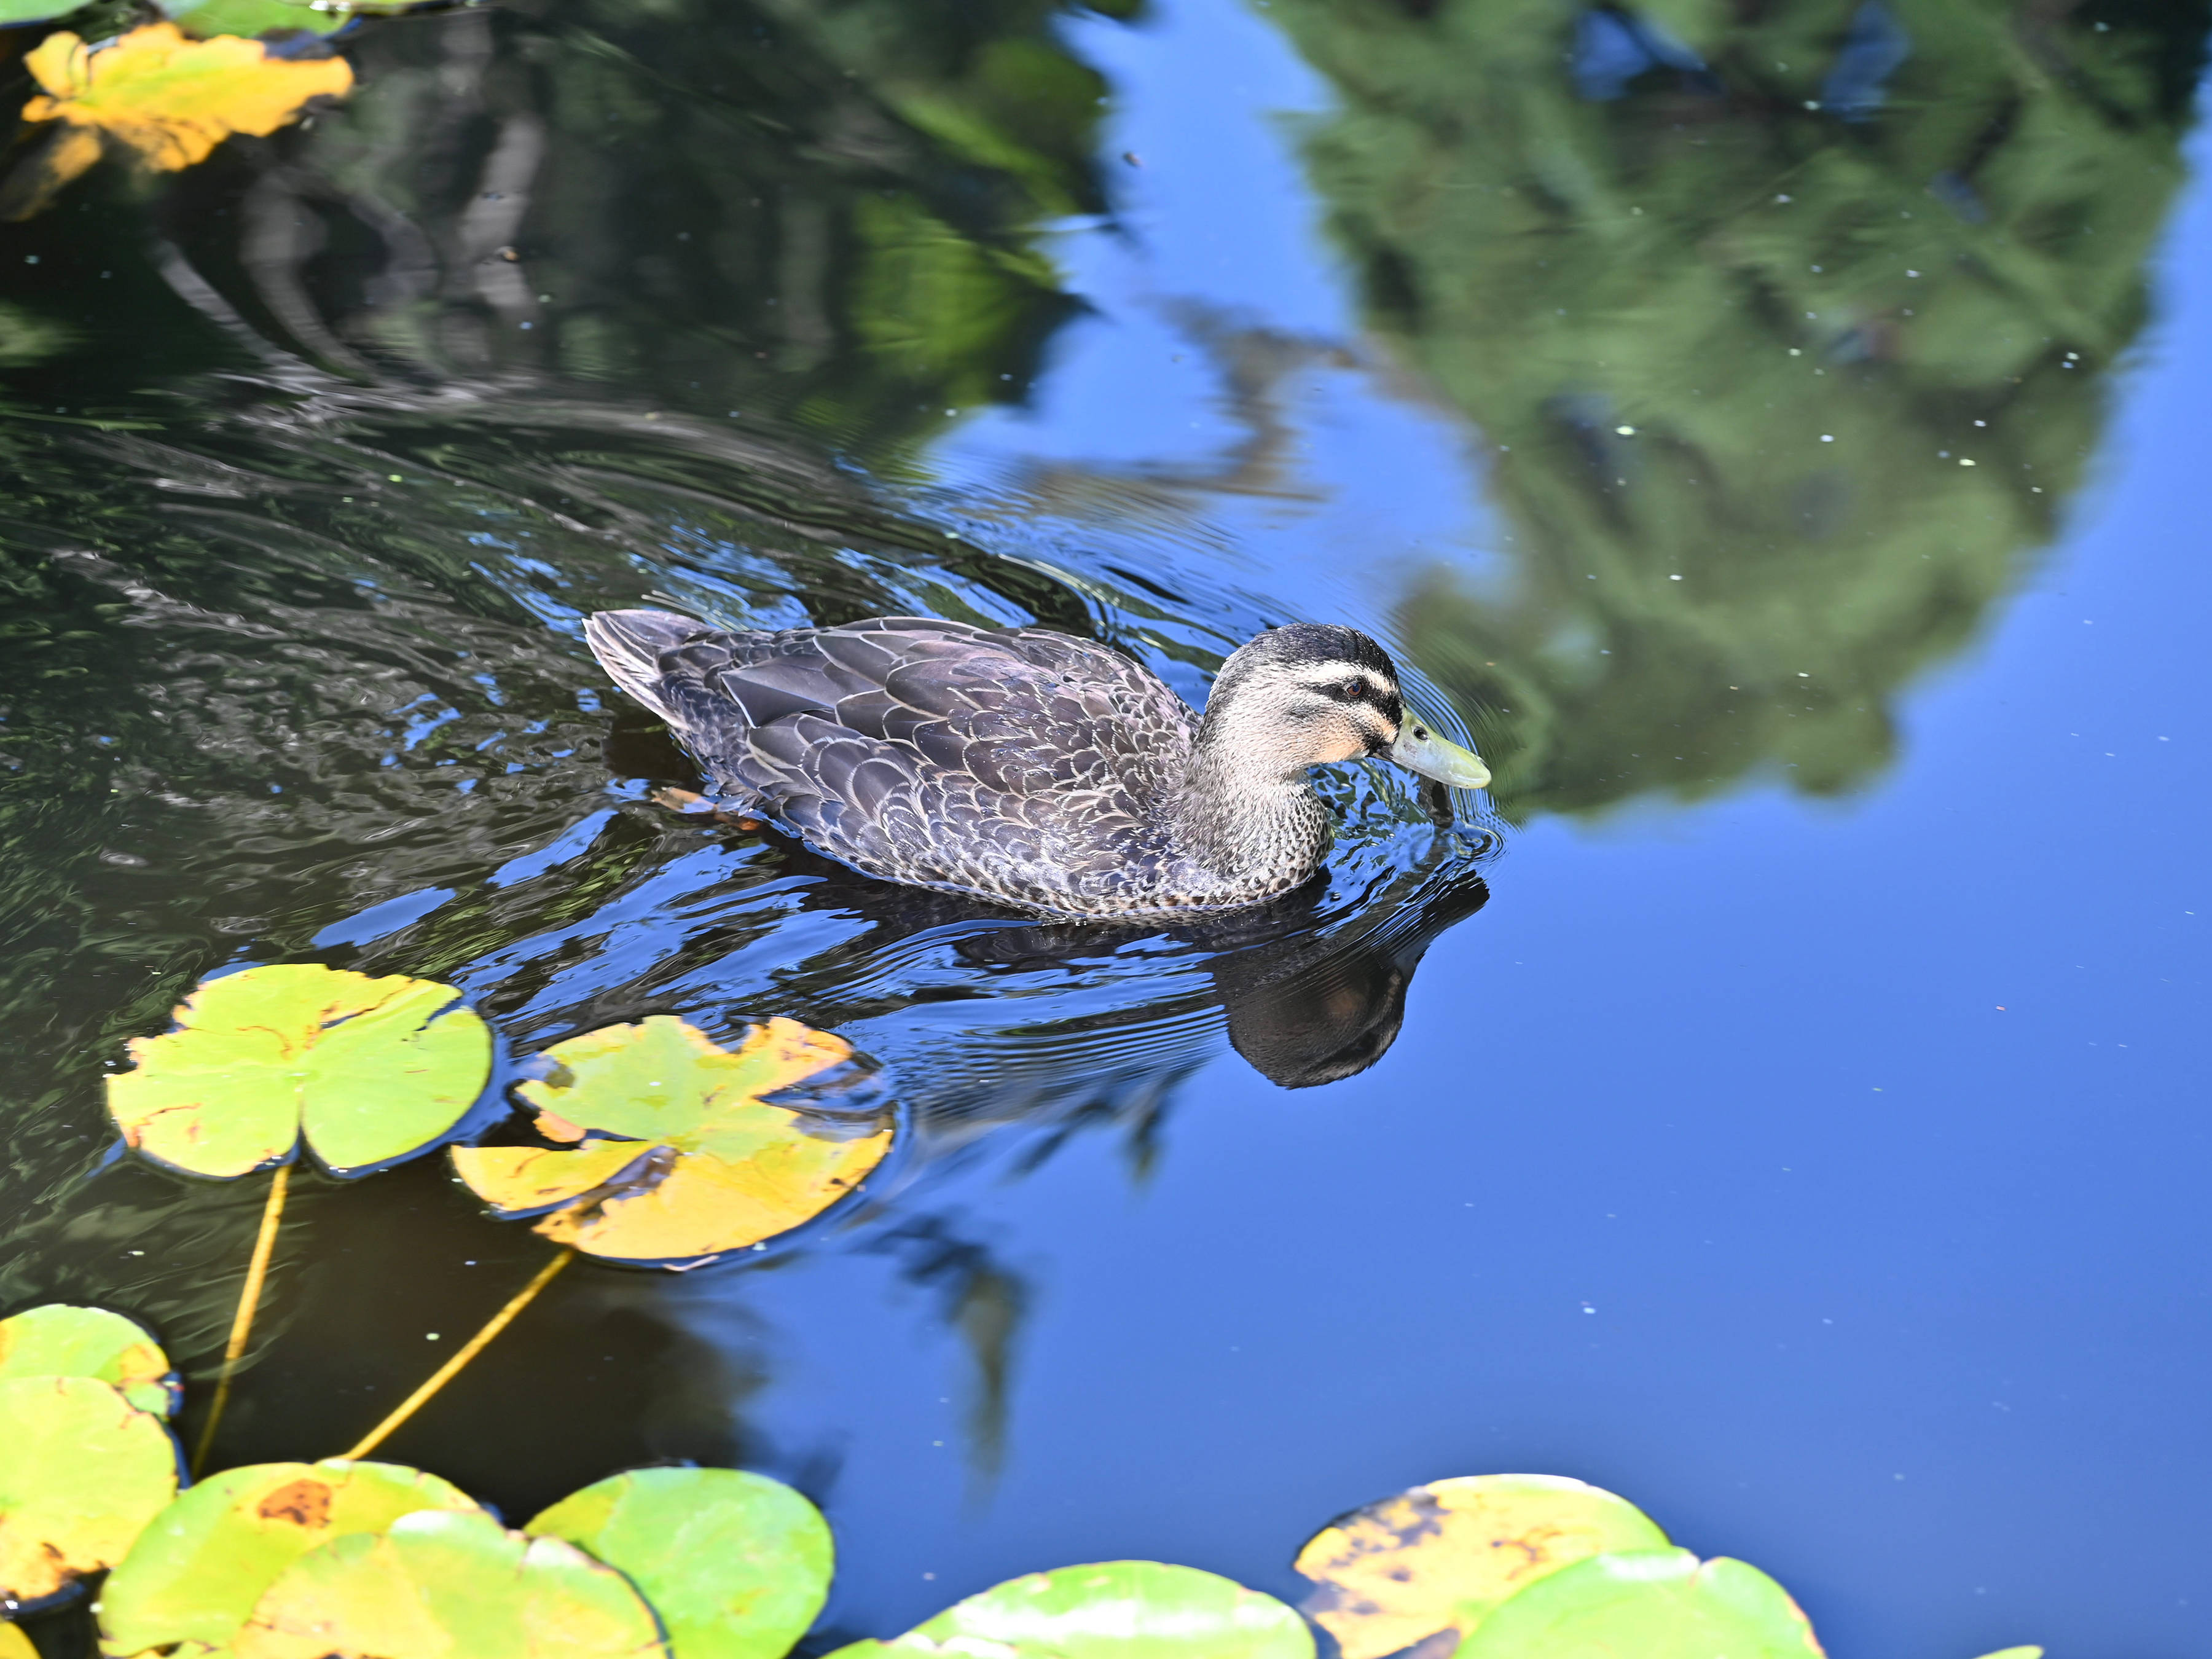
[1201,623,1491,791]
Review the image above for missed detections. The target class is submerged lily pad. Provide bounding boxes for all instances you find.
[1294,1473,1670,1659]
[1454,1549,1824,1659]
[0,1304,178,1418]
[107,963,491,1179]
[823,1561,1314,1658]
[98,1459,480,1657]
[0,1376,179,1610]
[528,1467,832,1659]
[232,1508,667,1658]
[452,1017,889,1266]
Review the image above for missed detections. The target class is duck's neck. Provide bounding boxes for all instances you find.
[1170,721,1331,879]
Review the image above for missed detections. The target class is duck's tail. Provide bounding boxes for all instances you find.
[583,608,701,724]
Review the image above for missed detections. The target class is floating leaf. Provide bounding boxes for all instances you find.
[232,1508,667,1658]
[9,25,350,219]
[528,1467,833,1659]
[107,963,490,1179]
[0,1303,178,1418]
[0,0,92,27]
[0,1376,179,1610]
[452,1017,888,1266]
[163,0,351,41]
[98,1459,480,1657]
[822,1561,1314,1659]
[1969,1650,2043,1658]
[1455,1549,1824,1659]
[1293,1473,1669,1659]
[0,1624,33,1659]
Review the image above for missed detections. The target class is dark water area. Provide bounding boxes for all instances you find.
[1,0,2208,1653]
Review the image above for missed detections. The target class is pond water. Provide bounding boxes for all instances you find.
[2,0,2208,1653]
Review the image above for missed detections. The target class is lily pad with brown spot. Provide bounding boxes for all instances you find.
[0,1375,179,1612]
[106,963,492,1179]
[232,1508,667,1658]
[0,1303,178,1418]
[1294,1473,1670,1659]
[452,1017,890,1267]
[97,1459,480,1657]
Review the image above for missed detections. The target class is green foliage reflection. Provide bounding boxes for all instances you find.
[1265,0,2206,814]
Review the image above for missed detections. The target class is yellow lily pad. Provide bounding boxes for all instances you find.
[0,1376,180,1610]
[0,1623,34,1659]
[107,964,492,1179]
[0,1303,178,1418]
[1293,1473,1669,1659]
[452,1017,890,1266]
[23,23,351,171]
[98,1459,481,1657]
[232,1508,667,1658]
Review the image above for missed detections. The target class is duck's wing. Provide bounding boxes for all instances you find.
[585,610,1197,901]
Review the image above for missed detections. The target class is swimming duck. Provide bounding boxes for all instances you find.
[585,610,1489,920]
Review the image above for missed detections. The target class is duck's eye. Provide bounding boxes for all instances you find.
[1324,678,1364,703]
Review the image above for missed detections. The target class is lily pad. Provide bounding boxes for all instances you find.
[0,1376,179,1610]
[98,1459,481,1657]
[452,1017,889,1266]
[163,0,351,40]
[1294,1473,1670,1659]
[1454,1549,1824,1659]
[822,1561,1314,1658]
[0,1624,33,1659]
[528,1467,832,1659]
[232,1508,667,1658]
[0,0,90,28]
[0,1303,178,1418]
[1970,1650,2043,1658]
[14,25,351,219]
[107,963,491,1179]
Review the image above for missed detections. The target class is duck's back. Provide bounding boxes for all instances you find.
[587,610,1200,912]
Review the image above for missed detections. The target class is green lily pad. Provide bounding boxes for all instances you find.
[822,1561,1314,1658]
[0,1375,179,1611]
[107,963,492,1179]
[1454,1549,1824,1659]
[232,1508,667,1658]
[1294,1473,1670,1658]
[0,0,88,26]
[98,1458,481,1657]
[0,1623,34,1659]
[0,1303,178,1418]
[163,0,351,39]
[528,1467,832,1659]
[451,1017,890,1266]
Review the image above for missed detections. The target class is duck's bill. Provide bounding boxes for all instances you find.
[1390,724,1491,791]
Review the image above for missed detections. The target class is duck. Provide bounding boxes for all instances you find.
[584,609,1489,920]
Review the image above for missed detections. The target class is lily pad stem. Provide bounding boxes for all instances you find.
[190,1162,292,1477]
[339,1248,576,1460]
